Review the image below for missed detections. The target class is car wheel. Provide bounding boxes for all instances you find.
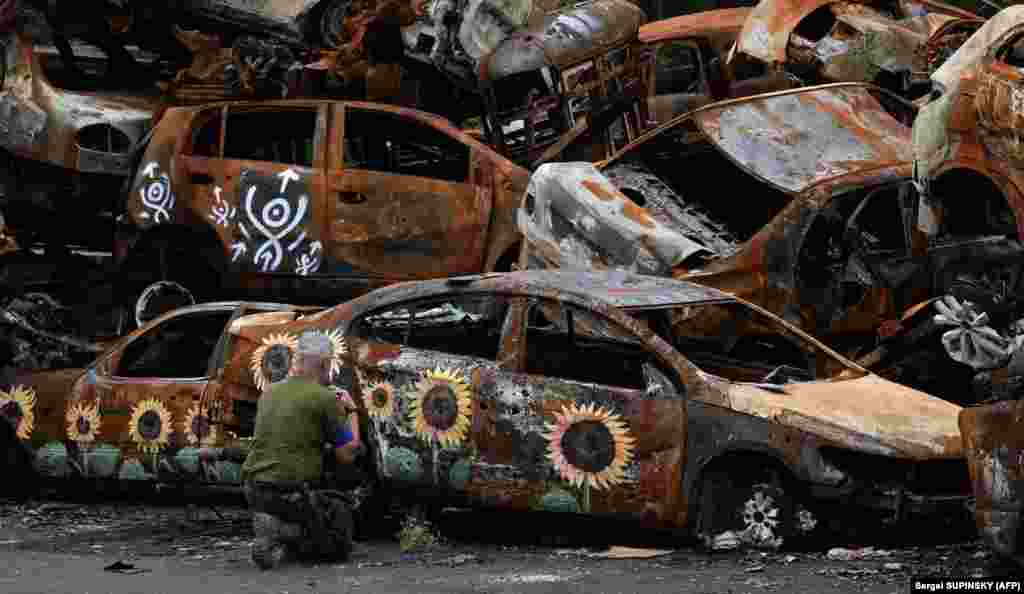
[698,468,797,551]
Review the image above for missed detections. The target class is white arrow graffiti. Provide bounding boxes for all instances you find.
[244,185,308,273]
[142,161,158,177]
[208,185,237,227]
[309,240,322,256]
[277,168,300,193]
[230,241,248,262]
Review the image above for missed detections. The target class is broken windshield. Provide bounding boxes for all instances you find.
[626,301,863,384]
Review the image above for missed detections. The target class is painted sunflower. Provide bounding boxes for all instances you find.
[250,332,298,391]
[364,381,395,419]
[184,403,218,447]
[544,403,636,491]
[128,398,173,454]
[0,385,36,440]
[407,367,472,448]
[66,401,101,443]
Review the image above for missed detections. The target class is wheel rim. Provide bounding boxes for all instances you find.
[134,280,194,327]
[741,489,783,548]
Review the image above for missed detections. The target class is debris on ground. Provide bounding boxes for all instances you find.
[588,546,674,559]
[826,547,894,561]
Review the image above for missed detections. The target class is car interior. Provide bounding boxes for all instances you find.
[115,310,234,378]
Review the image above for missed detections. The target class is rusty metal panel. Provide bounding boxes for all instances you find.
[933,6,1024,91]
[520,162,715,276]
[483,0,646,80]
[960,401,1024,560]
[712,369,963,460]
[638,8,751,44]
[693,85,914,193]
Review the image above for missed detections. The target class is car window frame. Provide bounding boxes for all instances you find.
[107,308,236,381]
[340,106,472,184]
[222,104,325,169]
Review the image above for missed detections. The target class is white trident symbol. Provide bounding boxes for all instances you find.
[244,185,308,272]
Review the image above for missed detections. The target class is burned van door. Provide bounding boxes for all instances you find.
[329,105,490,280]
[214,104,329,277]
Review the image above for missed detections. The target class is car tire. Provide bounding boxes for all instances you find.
[119,236,222,327]
[698,468,797,551]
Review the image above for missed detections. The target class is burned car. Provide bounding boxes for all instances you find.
[119,98,529,321]
[639,7,800,125]
[4,270,969,549]
[959,398,1024,566]
[731,0,980,99]
[0,31,161,250]
[516,83,1024,404]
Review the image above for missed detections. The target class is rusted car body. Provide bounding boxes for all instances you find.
[472,0,651,166]
[0,32,161,248]
[516,82,1024,398]
[120,98,529,308]
[5,270,969,547]
[639,8,799,125]
[959,400,1024,565]
[913,5,1024,248]
[731,0,978,97]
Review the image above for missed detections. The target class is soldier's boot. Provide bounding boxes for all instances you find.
[251,512,301,570]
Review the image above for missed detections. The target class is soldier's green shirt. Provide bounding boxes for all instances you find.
[241,378,341,484]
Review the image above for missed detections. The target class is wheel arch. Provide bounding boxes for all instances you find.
[687,444,805,536]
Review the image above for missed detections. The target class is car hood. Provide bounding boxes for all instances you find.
[709,373,963,459]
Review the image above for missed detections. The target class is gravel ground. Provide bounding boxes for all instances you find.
[0,491,1020,594]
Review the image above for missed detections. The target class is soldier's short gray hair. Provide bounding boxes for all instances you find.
[296,330,332,357]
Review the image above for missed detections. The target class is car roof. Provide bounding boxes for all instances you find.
[348,270,733,312]
[606,83,914,194]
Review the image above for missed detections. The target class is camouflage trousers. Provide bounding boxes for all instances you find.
[243,481,353,561]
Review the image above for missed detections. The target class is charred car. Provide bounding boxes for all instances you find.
[730,0,980,99]
[3,270,969,549]
[516,83,1024,404]
[0,31,160,250]
[639,7,800,125]
[119,98,529,322]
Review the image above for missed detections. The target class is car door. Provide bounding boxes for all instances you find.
[345,292,516,491]
[178,103,331,277]
[84,306,236,481]
[974,27,1024,167]
[327,105,491,281]
[474,297,689,522]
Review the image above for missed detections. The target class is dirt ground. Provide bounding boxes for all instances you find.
[0,490,1020,594]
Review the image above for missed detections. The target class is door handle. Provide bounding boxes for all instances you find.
[190,173,214,185]
[338,192,367,204]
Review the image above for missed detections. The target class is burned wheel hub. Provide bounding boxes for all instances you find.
[560,420,615,473]
[741,490,782,548]
[421,385,458,430]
